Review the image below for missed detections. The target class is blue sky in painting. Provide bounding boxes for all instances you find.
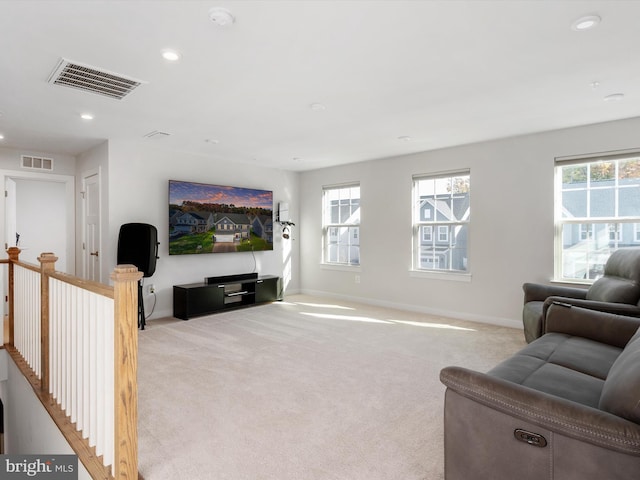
[169,180,273,209]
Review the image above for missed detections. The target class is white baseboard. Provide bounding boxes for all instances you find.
[297,289,522,330]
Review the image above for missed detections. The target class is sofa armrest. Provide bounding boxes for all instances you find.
[522,282,587,304]
[544,303,640,347]
[544,296,640,317]
[440,365,640,455]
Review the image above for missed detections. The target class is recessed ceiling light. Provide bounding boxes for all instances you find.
[209,7,235,26]
[162,50,181,62]
[309,103,326,111]
[80,113,94,120]
[398,136,412,141]
[604,93,624,102]
[205,138,219,144]
[0,134,4,140]
[571,15,601,31]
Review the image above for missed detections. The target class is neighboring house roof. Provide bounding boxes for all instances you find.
[216,213,251,226]
[420,193,470,222]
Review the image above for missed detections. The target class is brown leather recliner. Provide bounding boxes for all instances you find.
[441,304,640,480]
[522,247,640,343]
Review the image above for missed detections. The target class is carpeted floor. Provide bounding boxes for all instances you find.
[137,294,526,480]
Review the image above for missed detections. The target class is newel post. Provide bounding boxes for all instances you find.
[38,252,58,393]
[6,247,21,346]
[111,264,142,480]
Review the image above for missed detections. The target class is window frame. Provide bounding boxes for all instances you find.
[322,182,361,267]
[412,170,471,275]
[554,151,640,283]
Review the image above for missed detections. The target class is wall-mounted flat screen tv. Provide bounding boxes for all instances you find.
[169,180,273,255]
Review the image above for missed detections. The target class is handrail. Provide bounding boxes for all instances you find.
[3,247,141,479]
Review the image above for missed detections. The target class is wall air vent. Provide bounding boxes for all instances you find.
[21,155,54,171]
[47,58,146,100]
[143,130,171,139]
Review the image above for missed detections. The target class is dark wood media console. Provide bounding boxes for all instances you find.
[173,273,283,320]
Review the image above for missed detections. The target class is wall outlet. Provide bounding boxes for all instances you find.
[148,284,155,294]
[354,275,360,284]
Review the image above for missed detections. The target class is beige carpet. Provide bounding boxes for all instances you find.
[137,294,526,480]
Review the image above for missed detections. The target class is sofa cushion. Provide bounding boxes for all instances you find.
[599,327,640,422]
[488,333,621,408]
[586,276,640,304]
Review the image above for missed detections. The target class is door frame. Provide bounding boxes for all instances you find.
[1,169,75,267]
[81,167,102,282]
[0,169,75,314]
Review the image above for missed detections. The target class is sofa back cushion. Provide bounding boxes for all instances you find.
[587,248,640,305]
[587,276,640,304]
[599,327,640,422]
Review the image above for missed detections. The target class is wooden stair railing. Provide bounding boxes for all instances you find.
[2,247,142,480]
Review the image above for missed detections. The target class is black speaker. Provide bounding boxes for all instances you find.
[117,223,159,277]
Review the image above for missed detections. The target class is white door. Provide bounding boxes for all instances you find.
[82,170,101,282]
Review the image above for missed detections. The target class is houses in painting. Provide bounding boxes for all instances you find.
[169,210,273,244]
[171,211,215,234]
[214,213,252,242]
[251,215,273,243]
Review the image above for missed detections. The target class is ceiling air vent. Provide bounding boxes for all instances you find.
[21,155,54,171]
[48,58,146,100]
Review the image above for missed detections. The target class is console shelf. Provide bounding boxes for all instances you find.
[173,273,283,320]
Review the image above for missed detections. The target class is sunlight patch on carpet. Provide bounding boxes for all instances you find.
[391,320,476,331]
[299,312,394,324]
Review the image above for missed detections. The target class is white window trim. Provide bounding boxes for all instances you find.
[409,269,472,282]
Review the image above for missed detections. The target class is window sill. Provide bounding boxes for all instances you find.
[321,263,362,273]
[551,278,594,286]
[409,269,472,282]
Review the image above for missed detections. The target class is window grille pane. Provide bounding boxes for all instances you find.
[620,159,640,181]
[561,223,610,280]
[590,188,615,217]
[562,188,587,218]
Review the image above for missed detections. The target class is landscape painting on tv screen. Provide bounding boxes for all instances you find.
[169,180,274,255]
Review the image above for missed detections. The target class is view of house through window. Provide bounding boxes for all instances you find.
[413,171,470,272]
[323,183,360,265]
[556,153,640,281]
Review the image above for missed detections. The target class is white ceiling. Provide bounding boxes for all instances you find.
[1,0,639,171]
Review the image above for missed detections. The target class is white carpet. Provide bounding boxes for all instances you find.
[137,294,526,480]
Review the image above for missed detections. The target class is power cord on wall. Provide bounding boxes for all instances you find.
[141,278,157,321]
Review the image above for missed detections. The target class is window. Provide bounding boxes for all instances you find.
[413,171,470,272]
[555,153,640,281]
[323,183,360,265]
[422,226,432,242]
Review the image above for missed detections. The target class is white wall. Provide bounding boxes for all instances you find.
[299,116,640,327]
[0,147,76,176]
[0,147,76,267]
[106,140,300,318]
